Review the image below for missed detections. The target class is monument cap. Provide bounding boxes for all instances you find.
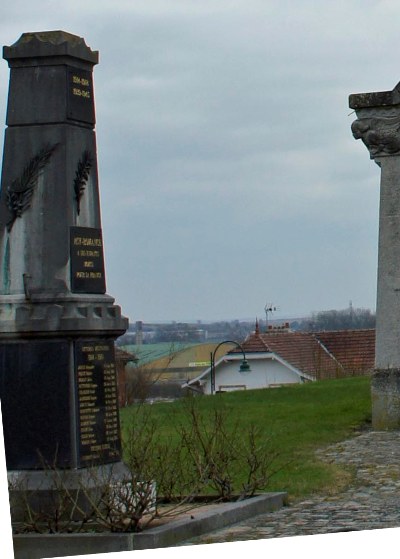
[349,82,400,110]
[3,30,99,66]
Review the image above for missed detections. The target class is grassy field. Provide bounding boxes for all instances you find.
[119,376,372,501]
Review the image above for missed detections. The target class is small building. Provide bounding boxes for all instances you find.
[118,342,238,401]
[184,323,375,394]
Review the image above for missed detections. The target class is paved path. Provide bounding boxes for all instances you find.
[182,430,400,545]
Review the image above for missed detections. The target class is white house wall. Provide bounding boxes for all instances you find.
[204,357,302,394]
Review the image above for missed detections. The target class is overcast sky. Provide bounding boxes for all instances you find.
[0,1,398,322]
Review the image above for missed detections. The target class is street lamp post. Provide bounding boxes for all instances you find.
[210,340,251,395]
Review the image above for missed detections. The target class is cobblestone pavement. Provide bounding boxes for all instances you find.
[182,430,400,545]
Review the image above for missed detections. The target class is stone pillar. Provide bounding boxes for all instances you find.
[0,31,129,517]
[350,82,400,429]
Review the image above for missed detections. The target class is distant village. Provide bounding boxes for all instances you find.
[115,305,376,406]
[117,304,375,346]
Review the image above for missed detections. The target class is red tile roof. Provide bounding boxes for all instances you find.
[314,329,375,374]
[230,328,375,380]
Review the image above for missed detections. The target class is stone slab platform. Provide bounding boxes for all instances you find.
[12,492,287,558]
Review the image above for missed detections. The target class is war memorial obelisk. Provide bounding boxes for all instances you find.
[350,82,400,429]
[0,31,128,510]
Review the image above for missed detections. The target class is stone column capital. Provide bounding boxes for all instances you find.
[349,82,400,159]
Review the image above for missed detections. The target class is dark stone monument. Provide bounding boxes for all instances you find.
[0,31,128,515]
[350,82,400,429]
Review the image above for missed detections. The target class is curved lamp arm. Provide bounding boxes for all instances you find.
[210,340,250,395]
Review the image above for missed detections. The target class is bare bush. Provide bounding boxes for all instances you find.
[125,366,155,403]
[10,397,281,533]
[177,397,281,501]
[122,403,202,503]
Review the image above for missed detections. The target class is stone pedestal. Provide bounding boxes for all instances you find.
[371,370,400,430]
[350,82,400,429]
[0,31,129,519]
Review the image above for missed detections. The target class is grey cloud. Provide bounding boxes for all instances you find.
[0,1,396,320]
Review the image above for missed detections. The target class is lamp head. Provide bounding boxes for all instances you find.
[239,359,251,373]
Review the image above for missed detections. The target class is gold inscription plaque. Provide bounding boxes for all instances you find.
[67,69,95,124]
[75,340,121,466]
[70,227,106,293]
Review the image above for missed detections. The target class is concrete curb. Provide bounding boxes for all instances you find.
[13,492,287,558]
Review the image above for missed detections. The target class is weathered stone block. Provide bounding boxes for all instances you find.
[371,369,400,430]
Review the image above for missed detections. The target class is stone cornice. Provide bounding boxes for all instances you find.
[3,30,98,66]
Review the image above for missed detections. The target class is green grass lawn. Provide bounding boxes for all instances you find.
[119,376,371,501]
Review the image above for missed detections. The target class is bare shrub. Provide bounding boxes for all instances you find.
[177,397,281,501]
[122,403,202,502]
[125,366,155,403]
[10,397,281,533]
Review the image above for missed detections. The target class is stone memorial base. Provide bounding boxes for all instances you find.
[0,334,123,470]
[8,461,130,523]
[0,299,128,524]
[371,369,400,430]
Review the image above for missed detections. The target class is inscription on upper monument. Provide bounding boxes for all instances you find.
[67,69,95,124]
[70,226,106,293]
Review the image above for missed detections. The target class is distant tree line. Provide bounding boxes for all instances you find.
[116,307,376,347]
[117,320,255,345]
[152,323,206,343]
[298,306,375,332]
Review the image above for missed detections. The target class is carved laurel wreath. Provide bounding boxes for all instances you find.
[5,145,94,230]
[6,143,58,232]
[74,150,93,215]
